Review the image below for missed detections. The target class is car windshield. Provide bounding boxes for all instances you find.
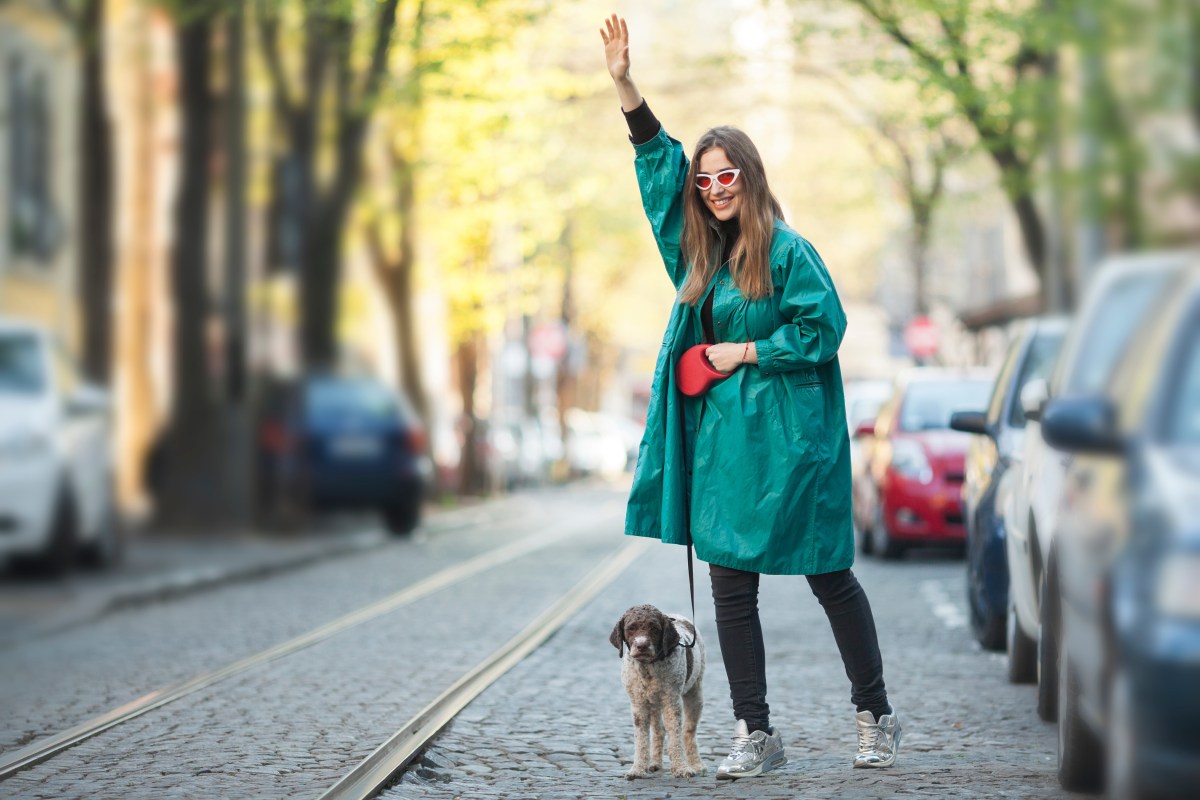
[899,380,992,432]
[306,379,398,426]
[1066,270,1174,395]
[1007,330,1066,428]
[0,333,45,395]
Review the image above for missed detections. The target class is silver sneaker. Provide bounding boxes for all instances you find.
[854,708,901,768]
[715,719,787,779]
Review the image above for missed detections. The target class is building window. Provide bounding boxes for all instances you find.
[8,54,62,262]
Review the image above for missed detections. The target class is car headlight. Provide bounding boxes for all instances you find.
[1157,553,1200,619]
[890,439,933,484]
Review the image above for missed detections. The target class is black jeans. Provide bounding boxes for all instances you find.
[709,562,889,733]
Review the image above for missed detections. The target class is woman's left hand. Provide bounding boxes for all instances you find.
[705,342,755,373]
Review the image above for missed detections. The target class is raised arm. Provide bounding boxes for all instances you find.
[601,14,643,112]
[601,15,689,288]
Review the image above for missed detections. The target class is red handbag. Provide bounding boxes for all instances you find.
[676,344,731,397]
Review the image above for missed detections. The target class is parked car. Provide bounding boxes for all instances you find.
[845,377,893,471]
[256,374,430,535]
[950,318,1067,652]
[1039,258,1199,797]
[853,368,992,559]
[563,408,630,479]
[484,413,564,491]
[1004,252,1193,721]
[0,318,119,574]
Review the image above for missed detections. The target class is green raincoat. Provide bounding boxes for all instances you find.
[624,127,854,576]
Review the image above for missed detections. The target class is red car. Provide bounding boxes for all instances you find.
[852,369,993,559]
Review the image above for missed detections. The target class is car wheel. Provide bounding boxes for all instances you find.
[383,501,420,536]
[37,491,78,576]
[1057,626,1103,791]
[1037,571,1059,722]
[857,509,874,555]
[968,572,1006,651]
[80,488,124,569]
[871,502,904,560]
[1106,668,1146,800]
[1006,596,1037,684]
[857,529,874,555]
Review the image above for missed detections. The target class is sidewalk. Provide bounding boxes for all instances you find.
[0,497,509,648]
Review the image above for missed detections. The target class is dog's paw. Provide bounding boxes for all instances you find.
[671,765,701,779]
[646,764,661,773]
[624,767,651,780]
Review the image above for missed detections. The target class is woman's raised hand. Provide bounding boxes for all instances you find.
[600,14,630,83]
[600,14,642,111]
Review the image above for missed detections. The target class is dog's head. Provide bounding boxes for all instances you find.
[609,604,681,662]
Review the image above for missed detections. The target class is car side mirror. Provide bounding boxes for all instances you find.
[853,419,876,438]
[1040,395,1125,455]
[66,384,111,418]
[1020,378,1049,423]
[949,410,989,436]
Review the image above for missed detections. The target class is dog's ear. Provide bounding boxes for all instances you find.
[609,617,625,657]
[660,613,680,653]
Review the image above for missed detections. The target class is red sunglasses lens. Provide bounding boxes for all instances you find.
[696,175,713,190]
[717,170,737,186]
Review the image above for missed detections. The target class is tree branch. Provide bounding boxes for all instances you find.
[357,0,402,117]
[850,0,947,77]
[256,3,296,121]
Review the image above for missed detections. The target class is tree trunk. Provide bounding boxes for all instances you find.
[78,0,115,385]
[367,154,427,421]
[1006,185,1059,307]
[455,335,485,495]
[910,199,932,316]
[158,14,220,530]
[299,202,346,370]
[220,3,253,529]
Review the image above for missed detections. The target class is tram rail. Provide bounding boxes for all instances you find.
[0,525,617,781]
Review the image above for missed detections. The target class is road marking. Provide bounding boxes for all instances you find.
[920,579,967,630]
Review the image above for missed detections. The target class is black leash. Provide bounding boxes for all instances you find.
[679,390,697,650]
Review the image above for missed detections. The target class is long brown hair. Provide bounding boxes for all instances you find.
[680,127,784,305]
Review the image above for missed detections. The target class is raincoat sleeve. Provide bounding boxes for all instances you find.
[755,236,847,374]
[632,129,690,290]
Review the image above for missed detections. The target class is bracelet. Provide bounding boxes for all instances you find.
[741,342,750,364]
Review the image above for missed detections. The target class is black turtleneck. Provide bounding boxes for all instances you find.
[703,218,740,343]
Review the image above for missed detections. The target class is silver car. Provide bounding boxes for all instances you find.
[0,318,119,574]
[1003,253,1195,720]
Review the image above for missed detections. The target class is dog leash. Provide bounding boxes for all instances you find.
[680,396,697,651]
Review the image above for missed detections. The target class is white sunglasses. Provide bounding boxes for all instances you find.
[695,168,741,191]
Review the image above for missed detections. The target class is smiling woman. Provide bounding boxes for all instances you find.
[599,12,902,782]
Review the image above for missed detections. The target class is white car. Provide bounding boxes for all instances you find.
[1002,253,1195,720]
[0,318,119,573]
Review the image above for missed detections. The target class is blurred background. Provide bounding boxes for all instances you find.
[0,0,1196,557]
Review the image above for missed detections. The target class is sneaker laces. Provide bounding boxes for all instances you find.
[728,730,754,757]
[857,719,882,754]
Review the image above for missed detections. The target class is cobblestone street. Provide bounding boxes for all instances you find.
[0,484,1071,799]
[391,514,1068,798]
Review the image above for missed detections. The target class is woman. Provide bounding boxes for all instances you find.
[600,15,901,779]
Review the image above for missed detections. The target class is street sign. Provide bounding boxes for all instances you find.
[903,316,939,359]
[529,322,567,360]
